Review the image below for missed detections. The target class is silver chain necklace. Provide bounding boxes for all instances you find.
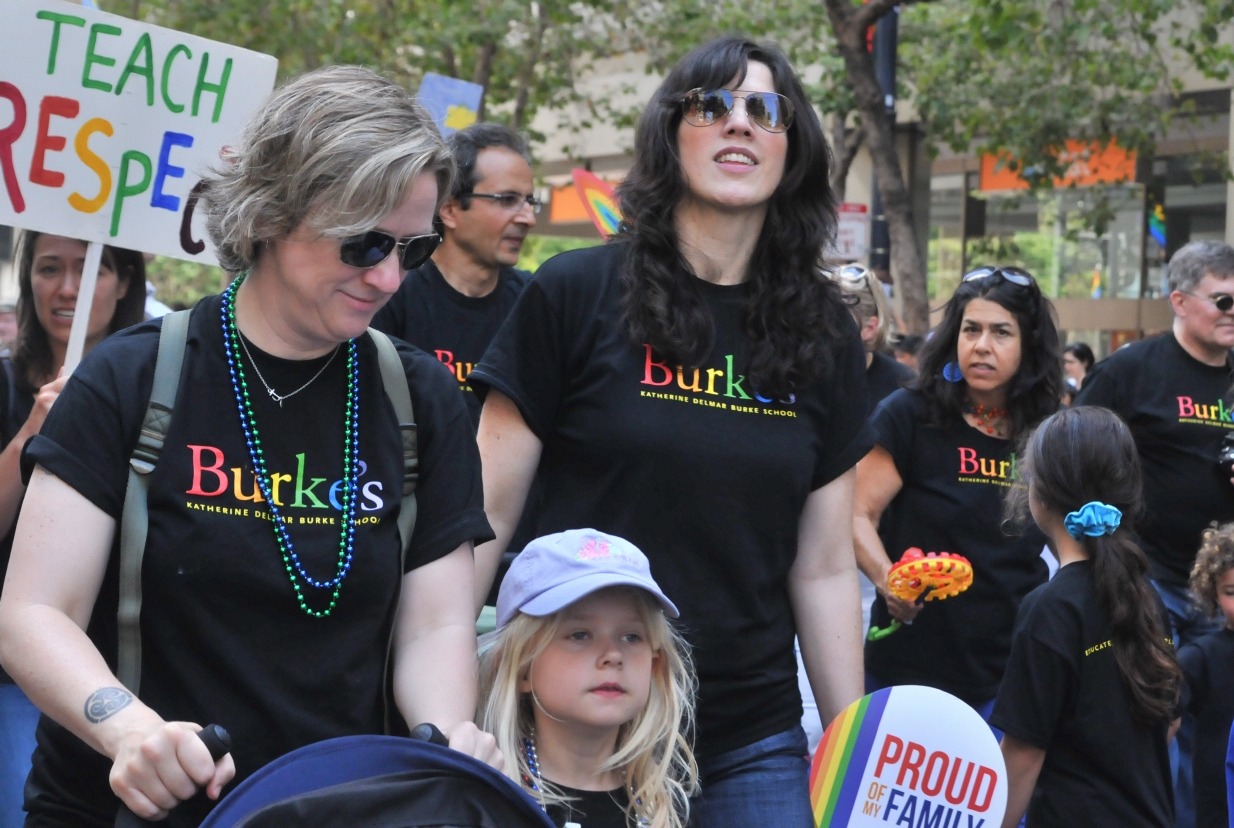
[237,332,340,407]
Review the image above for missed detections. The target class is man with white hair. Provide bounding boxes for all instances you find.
[1076,240,1234,828]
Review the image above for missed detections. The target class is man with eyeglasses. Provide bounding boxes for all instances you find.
[1075,240,1234,828]
[372,123,538,426]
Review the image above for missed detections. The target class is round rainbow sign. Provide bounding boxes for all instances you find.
[810,686,1006,827]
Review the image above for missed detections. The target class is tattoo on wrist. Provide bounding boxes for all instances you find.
[84,687,133,723]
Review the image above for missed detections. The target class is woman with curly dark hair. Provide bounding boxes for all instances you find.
[853,267,1060,722]
[470,37,872,827]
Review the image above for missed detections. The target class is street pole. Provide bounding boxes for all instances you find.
[868,6,898,273]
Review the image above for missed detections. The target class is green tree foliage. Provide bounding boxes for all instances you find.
[904,0,1234,193]
[107,0,623,134]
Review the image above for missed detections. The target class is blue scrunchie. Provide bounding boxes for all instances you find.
[1064,502,1123,539]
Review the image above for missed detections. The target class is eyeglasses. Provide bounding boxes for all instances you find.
[682,88,795,134]
[464,192,543,214]
[1181,291,1234,312]
[962,266,1035,287]
[338,230,441,271]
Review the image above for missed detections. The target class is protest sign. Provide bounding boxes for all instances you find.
[0,0,277,261]
[810,686,1007,828]
[571,169,621,238]
[0,0,277,366]
[417,72,483,137]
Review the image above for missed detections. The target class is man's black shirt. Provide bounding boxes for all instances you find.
[371,260,531,426]
[1075,334,1234,585]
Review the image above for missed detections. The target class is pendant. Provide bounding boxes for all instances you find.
[268,388,283,407]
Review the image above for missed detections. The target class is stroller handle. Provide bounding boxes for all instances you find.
[409,722,450,747]
[114,724,232,828]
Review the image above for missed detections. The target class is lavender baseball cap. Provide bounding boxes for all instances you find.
[495,529,679,628]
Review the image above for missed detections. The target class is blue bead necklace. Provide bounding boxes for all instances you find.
[220,274,360,618]
[521,731,650,826]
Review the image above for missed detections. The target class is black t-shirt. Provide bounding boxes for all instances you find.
[370,260,532,426]
[19,295,492,827]
[470,241,874,758]
[865,351,914,414]
[545,785,631,828]
[1074,334,1234,585]
[990,561,1175,828]
[0,357,34,685]
[864,389,1049,704]
[1178,627,1234,828]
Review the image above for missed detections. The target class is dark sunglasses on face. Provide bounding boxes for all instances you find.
[1183,291,1234,312]
[464,192,543,214]
[962,266,1035,287]
[338,231,441,271]
[682,88,795,134]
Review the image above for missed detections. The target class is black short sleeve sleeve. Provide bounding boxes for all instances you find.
[812,327,877,489]
[396,342,494,572]
[990,629,1075,749]
[869,389,920,479]
[469,275,567,442]
[1073,359,1121,412]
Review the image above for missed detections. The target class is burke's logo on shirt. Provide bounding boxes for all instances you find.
[638,345,797,416]
[1177,396,1234,428]
[435,350,474,387]
[957,448,1018,488]
[186,445,386,511]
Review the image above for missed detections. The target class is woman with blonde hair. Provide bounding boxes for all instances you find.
[830,264,914,412]
[0,65,497,827]
[480,529,697,828]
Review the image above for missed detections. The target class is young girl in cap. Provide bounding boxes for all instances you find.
[478,528,698,828]
[992,407,1182,828]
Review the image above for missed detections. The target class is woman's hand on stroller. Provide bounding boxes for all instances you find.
[108,721,235,820]
[441,721,504,771]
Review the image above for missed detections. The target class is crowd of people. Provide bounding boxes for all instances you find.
[0,33,1231,828]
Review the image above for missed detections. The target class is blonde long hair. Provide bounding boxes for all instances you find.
[478,588,698,828]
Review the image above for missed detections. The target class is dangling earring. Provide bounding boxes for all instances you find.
[943,362,964,383]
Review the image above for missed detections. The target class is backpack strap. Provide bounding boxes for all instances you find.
[367,329,419,562]
[116,310,191,694]
[367,329,419,734]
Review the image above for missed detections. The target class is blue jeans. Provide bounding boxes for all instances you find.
[0,683,40,828]
[1153,580,1222,828]
[690,727,812,828]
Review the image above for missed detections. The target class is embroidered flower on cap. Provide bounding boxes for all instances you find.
[577,538,611,560]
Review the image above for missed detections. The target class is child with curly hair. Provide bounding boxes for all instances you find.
[1178,524,1234,828]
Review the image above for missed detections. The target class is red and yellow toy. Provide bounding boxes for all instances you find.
[867,548,974,640]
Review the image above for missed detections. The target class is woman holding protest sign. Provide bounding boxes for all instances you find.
[470,37,872,827]
[854,267,1059,721]
[0,66,498,827]
[0,232,145,828]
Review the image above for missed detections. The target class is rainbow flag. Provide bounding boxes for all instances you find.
[571,169,622,238]
[1090,267,1102,299]
[1149,203,1166,247]
[809,688,891,827]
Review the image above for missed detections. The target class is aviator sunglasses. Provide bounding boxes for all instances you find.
[682,88,795,134]
[338,230,441,271]
[962,266,1035,287]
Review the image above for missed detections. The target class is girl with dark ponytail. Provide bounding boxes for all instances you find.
[993,406,1181,828]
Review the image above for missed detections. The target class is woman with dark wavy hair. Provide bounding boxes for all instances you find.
[853,267,1060,722]
[471,37,872,827]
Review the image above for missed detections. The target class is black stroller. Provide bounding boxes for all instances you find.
[192,729,556,828]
